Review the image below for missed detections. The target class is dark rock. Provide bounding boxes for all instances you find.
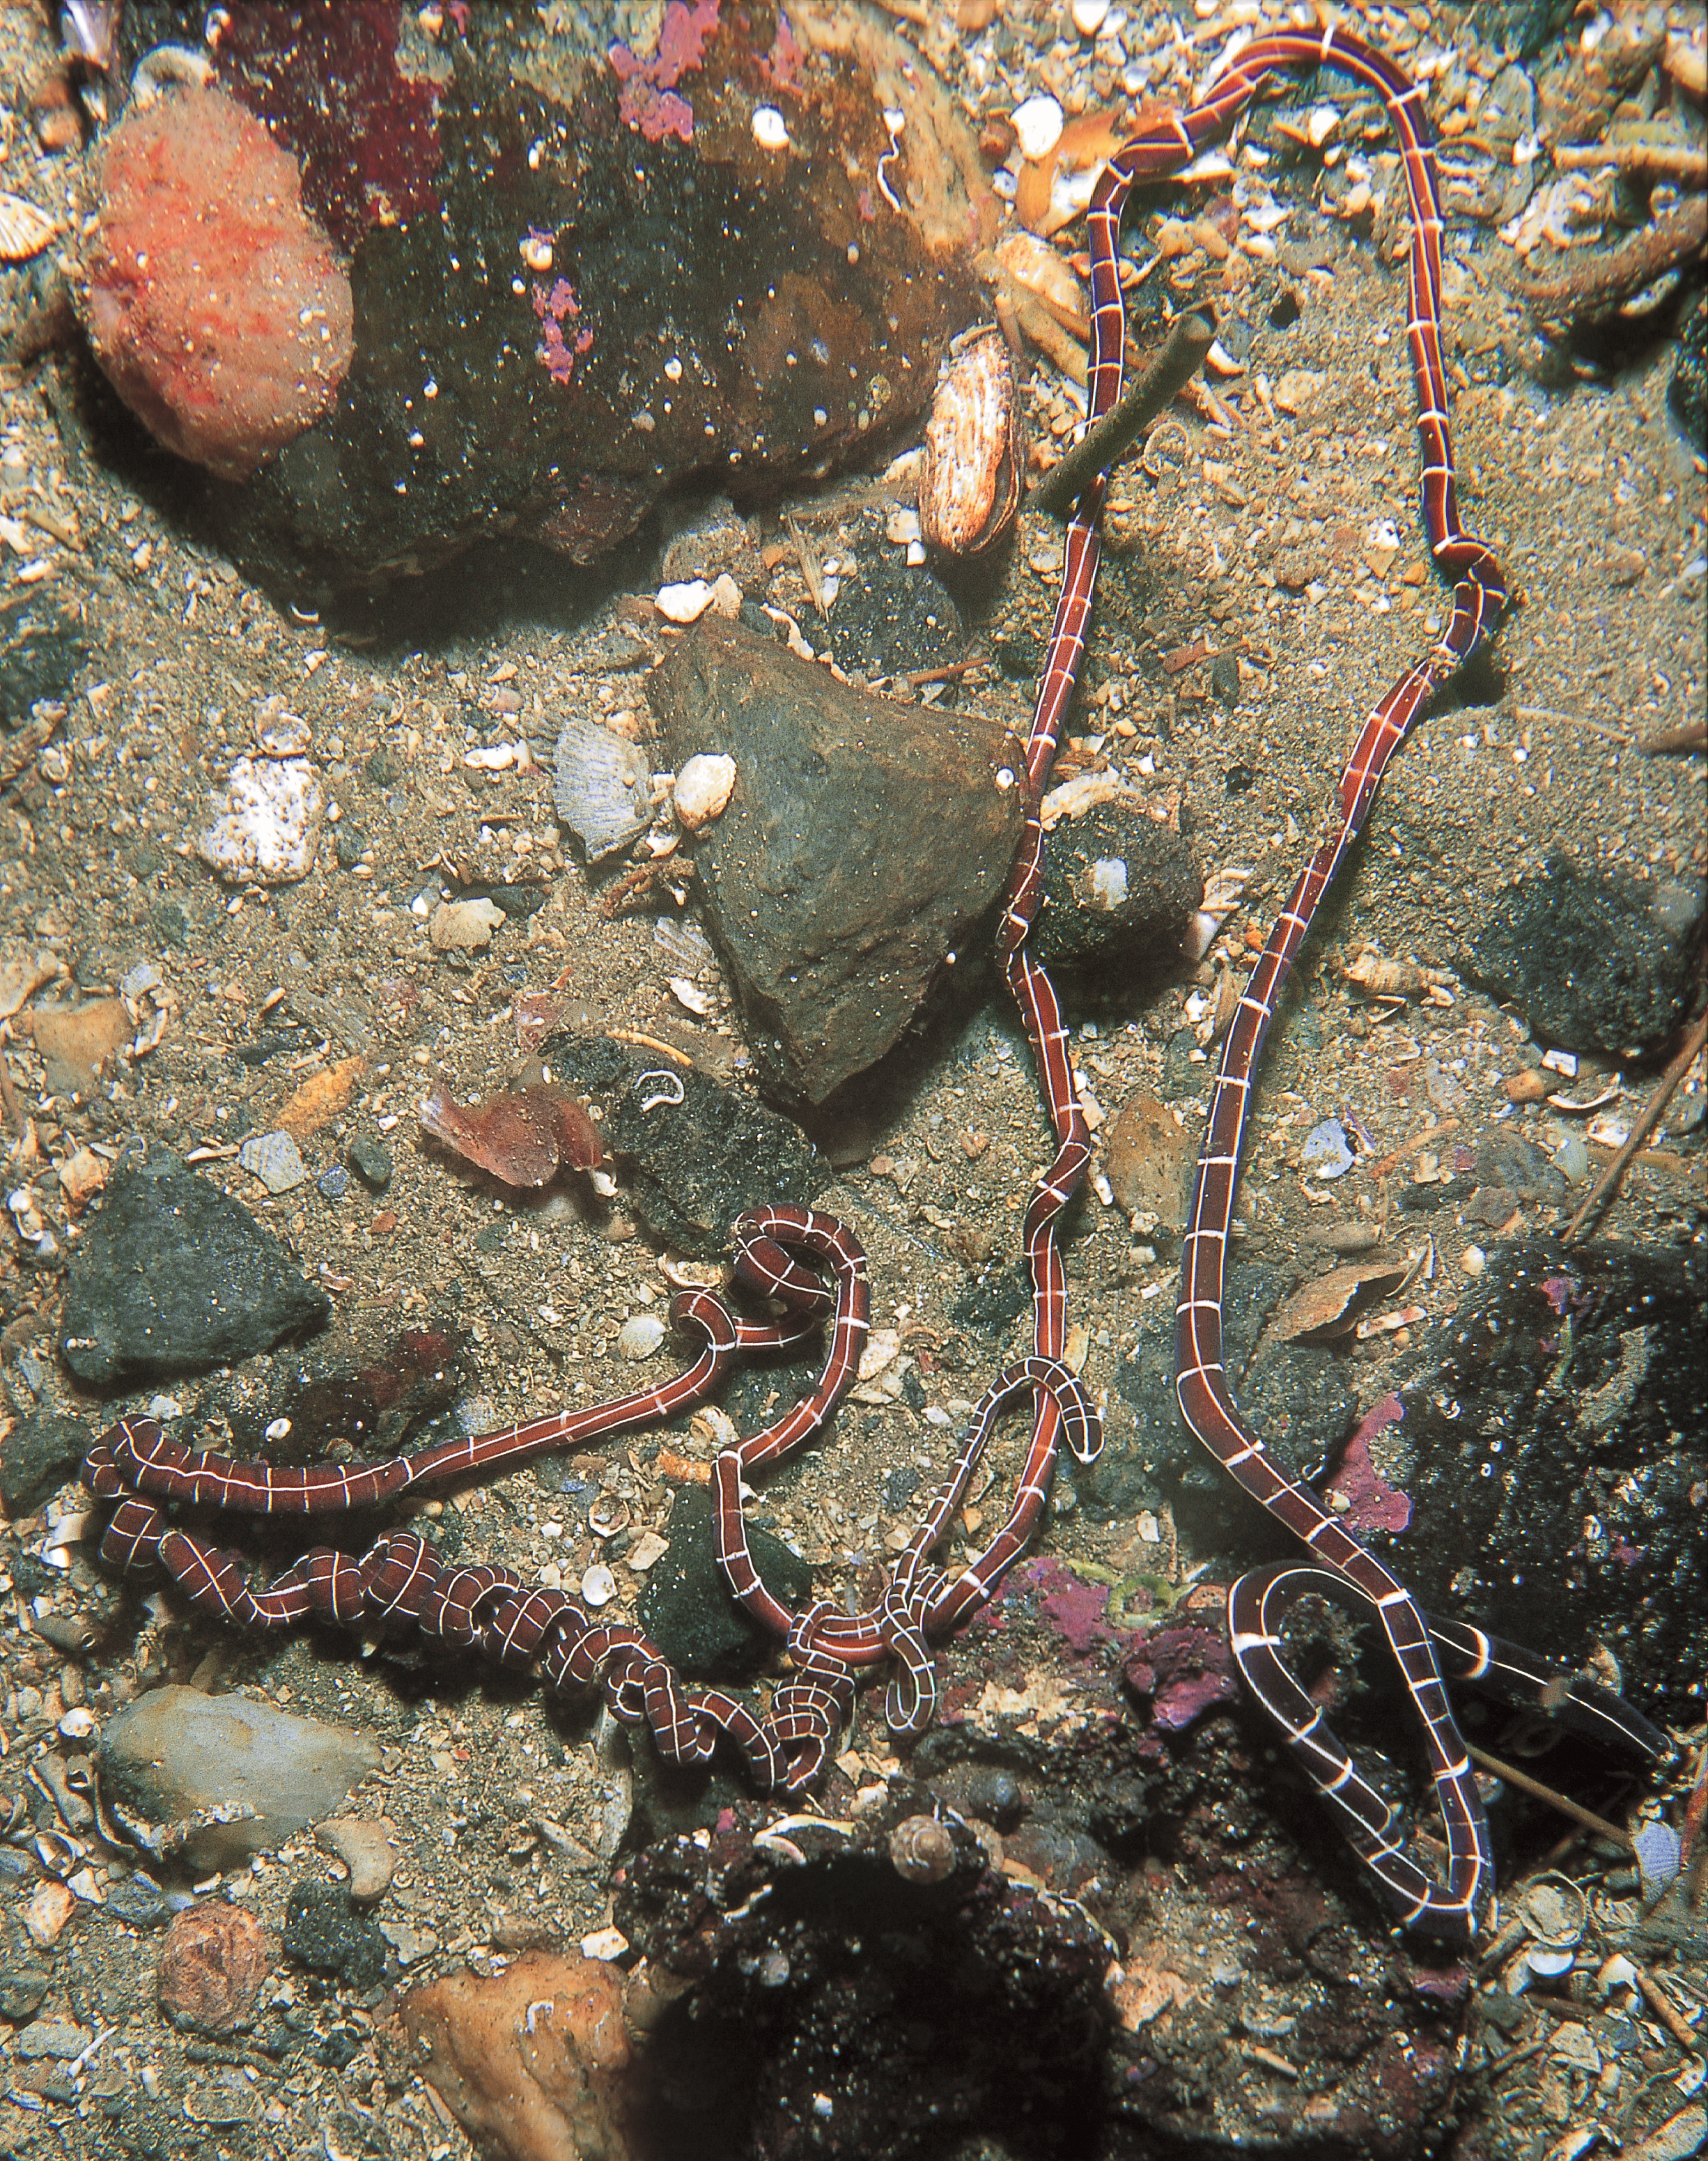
[639,1487,812,1685]
[1669,288,1707,451]
[0,1409,91,1515]
[0,1965,52,2022]
[648,619,1026,1102]
[148,900,189,950]
[1470,0,1573,59]
[1394,1239,1705,1707]
[98,1686,380,1869]
[1088,1262,1356,1544]
[316,1165,350,1201]
[1462,855,1702,1055]
[283,1885,388,1990]
[545,1033,827,1257]
[0,605,83,728]
[817,508,966,678]
[157,1905,270,2035]
[171,6,995,596]
[348,1133,393,1191]
[613,1799,1107,2161]
[59,1158,330,1384]
[1211,652,1241,708]
[1032,803,1201,979]
[103,1871,171,1928]
[334,824,368,869]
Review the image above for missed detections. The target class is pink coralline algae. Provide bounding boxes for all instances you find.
[1124,1624,1240,1733]
[1026,1558,1116,1656]
[610,0,721,144]
[531,276,593,386]
[1323,1393,1413,1536]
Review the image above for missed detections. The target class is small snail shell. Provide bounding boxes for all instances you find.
[888,1813,956,1884]
[918,330,1023,560]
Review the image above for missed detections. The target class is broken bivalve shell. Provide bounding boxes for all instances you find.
[553,715,654,860]
[587,1494,632,1539]
[919,330,1023,560]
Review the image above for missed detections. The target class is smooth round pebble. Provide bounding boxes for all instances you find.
[751,105,789,150]
[616,1313,666,1361]
[57,1707,98,1741]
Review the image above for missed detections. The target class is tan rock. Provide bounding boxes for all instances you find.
[315,1814,398,1901]
[29,1000,131,1094]
[401,1950,632,2161]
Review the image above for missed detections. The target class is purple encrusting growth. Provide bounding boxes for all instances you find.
[1124,1624,1241,1732]
[1324,1393,1413,1536]
[610,0,721,145]
[530,274,591,385]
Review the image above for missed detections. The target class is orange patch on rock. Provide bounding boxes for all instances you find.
[84,83,353,480]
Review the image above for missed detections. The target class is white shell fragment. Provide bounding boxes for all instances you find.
[197,757,324,885]
[919,330,1023,559]
[1071,0,1110,34]
[580,1563,618,1608]
[752,105,789,150]
[428,897,506,952]
[553,715,653,860]
[655,578,715,624]
[674,752,737,830]
[1011,93,1064,162]
[0,191,61,263]
[238,1130,308,1194]
[616,1313,667,1361]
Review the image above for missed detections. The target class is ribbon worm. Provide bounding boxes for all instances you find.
[83,21,1665,1935]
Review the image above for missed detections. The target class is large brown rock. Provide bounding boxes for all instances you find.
[649,619,1026,1103]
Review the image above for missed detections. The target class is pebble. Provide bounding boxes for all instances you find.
[1,1408,91,1515]
[316,1163,350,1200]
[157,1903,270,2035]
[15,2017,93,2060]
[656,577,715,623]
[674,751,737,830]
[22,1880,77,1948]
[98,1685,380,1868]
[238,1129,308,1195]
[104,1870,171,1928]
[1103,1091,1194,1228]
[196,755,325,885]
[348,1133,393,1190]
[283,1884,388,1988]
[314,1814,398,1902]
[1011,93,1064,162]
[401,1952,629,2161]
[1461,1244,1486,1276]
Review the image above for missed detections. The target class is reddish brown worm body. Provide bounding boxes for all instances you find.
[84,22,1663,1927]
